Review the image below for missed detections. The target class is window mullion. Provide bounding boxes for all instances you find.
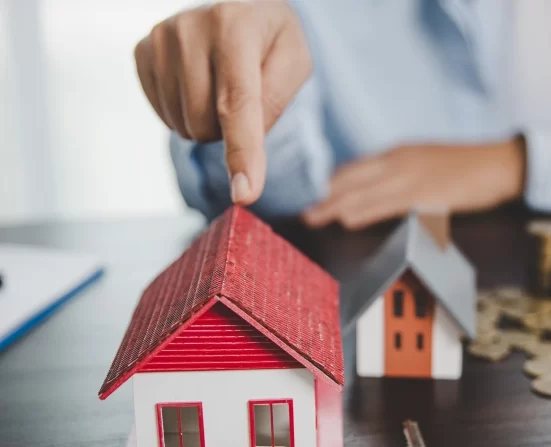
[270,403,275,447]
[178,407,184,447]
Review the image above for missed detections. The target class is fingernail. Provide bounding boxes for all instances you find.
[231,172,251,204]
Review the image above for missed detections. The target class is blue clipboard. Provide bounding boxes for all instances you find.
[0,243,105,351]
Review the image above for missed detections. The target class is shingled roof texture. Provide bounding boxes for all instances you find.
[99,207,343,398]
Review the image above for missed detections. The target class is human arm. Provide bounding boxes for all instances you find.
[303,139,526,230]
[302,1,551,230]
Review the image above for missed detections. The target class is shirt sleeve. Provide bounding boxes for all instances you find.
[508,2,551,212]
[523,128,551,211]
[169,74,334,221]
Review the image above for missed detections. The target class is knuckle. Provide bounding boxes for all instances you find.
[175,10,193,27]
[225,142,243,159]
[262,87,287,121]
[216,87,258,121]
[209,2,241,27]
[173,12,195,46]
[149,24,167,68]
[150,23,165,45]
[209,2,254,40]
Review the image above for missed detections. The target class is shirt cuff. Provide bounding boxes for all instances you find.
[169,133,221,221]
[524,128,551,211]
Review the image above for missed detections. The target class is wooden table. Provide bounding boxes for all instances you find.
[1,205,550,447]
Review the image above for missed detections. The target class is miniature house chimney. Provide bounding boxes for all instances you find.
[415,206,450,250]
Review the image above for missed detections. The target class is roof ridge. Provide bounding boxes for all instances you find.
[216,206,240,298]
[410,213,462,255]
[405,213,417,261]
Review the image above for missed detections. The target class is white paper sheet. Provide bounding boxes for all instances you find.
[0,243,103,349]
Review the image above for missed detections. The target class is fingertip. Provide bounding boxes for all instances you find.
[301,208,325,228]
[227,142,266,205]
[230,172,252,205]
[301,216,319,228]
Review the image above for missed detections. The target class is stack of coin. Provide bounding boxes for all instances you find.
[527,221,551,299]
[531,377,551,397]
[469,287,551,398]
[523,355,551,398]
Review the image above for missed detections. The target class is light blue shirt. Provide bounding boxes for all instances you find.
[170,0,551,221]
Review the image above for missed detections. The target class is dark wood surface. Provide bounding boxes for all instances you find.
[1,205,550,447]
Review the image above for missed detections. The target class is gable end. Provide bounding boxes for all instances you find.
[139,302,303,372]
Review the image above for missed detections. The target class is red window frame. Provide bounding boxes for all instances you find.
[248,399,295,447]
[156,402,206,447]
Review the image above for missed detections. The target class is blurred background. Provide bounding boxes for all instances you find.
[0,0,204,225]
[1,1,550,226]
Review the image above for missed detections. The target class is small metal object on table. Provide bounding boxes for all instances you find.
[403,420,426,447]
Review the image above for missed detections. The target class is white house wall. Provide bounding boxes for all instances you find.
[432,303,463,379]
[133,368,316,447]
[356,296,384,377]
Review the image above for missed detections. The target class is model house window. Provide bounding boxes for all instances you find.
[414,291,428,318]
[393,290,404,317]
[249,400,295,447]
[417,333,424,351]
[394,332,402,350]
[156,403,205,447]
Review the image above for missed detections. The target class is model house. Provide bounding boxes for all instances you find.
[343,208,476,380]
[99,206,344,447]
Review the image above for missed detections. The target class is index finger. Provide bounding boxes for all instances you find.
[213,28,266,206]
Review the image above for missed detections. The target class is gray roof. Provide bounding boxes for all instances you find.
[341,212,477,338]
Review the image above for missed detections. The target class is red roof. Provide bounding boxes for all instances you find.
[99,206,343,399]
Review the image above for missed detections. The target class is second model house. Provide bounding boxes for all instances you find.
[343,208,477,380]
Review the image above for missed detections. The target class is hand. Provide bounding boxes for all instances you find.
[134,0,312,205]
[303,138,526,230]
